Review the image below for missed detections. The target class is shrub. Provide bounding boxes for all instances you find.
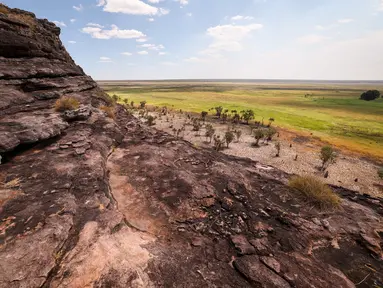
[123,98,129,105]
[215,106,223,118]
[192,119,202,131]
[112,94,119,102]
[130,101,135,107]
[268,118,275,127]
[201,111,208,122]
[241,109,255,124]
[146,115,156,126]
[265,127,277,142]
[100,105,115,119]
[234,130,242,142]
[253,128,265,146]
[320,145,337,170]
[288,175,341,210]
[54,97,80,112]
[213,135,225,151]
[224,131,235,148]
[275,142,281,157]
[360,90,380,101]
[205,124,215,143]
[378,167,383,179]
[140,101,147,108]
[232,113,240,124]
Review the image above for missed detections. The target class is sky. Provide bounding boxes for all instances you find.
[3,0,383,80]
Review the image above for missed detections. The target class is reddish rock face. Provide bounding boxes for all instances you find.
[0,3,382,288]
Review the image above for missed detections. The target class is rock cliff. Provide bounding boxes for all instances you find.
[0,4,382,288]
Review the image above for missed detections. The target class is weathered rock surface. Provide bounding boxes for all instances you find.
[1,4,383,288]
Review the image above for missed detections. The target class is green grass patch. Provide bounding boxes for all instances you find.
[105,84,383,159]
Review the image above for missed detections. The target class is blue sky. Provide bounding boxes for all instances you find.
[3,0,383,80]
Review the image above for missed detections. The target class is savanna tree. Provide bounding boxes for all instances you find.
[201,111,208,122]
[140,101,147,109]
[225,131,235,148]
[253,129,265,146]
[215,106,223,118]
[241,109,255,124]
[205,124,215,143]
[360,90,380,101]
[320,145,337,171]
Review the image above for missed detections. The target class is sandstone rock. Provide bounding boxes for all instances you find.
[260,256,281,273]
[233,256,290,288]
[0,4,382,288]
[63,105,92,121]
[231,235,256,255]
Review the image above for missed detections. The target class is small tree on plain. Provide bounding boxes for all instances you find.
[275,142,281,157]
[241,110,255,124]
[268,118,275,127]
[140,101,147,109]
[224,131,235,148]
[146,115,156,126]
[192,119,202,131]
[320,145,337,171]
[112,94,119,102]
[234,130,242,142]
[253,129,265,146]
[232,113,240,124]
[360,90,380,101]
[201,111,208,122]
[213,135,225,151]
[205,124,215,143]
[265,127,277,142]
[215,106,223,118]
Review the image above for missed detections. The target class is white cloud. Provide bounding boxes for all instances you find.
[200,23,263,56]
[159,8,170,15]
[70,19,76,23]
[138,51,149,55]
[231,15,254,21]
[298,34,329,44]
[184,57,203,63]
[379,0,383,11]
[53,21,66,27]
[158,52,167,55]
[161,61,177,66]
[68,41,76,44]
[140,43,164,50]
[98,0,169,15]
[99,56,112,63]
[175,0,189,6]
[121,52,132,56]
[148,0,161,2]
[86,22,104,28]
[338,18,354,24]
[73,4,84,11]
[136,38,148,42]
[97,0,106,6]
[148,18,155,22]
[82,24,145,39]
[186,12,192,17]
[207,24,263,42]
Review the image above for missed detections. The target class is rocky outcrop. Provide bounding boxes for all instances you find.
[0,4,382,288]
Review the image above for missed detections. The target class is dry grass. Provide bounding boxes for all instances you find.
[288,175,341,210]
[55,97,80,112]
[0,5,9,14]
[3,178,21,189]
[100,105,115,119]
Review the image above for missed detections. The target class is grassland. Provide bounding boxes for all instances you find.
[100,81,383,159]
